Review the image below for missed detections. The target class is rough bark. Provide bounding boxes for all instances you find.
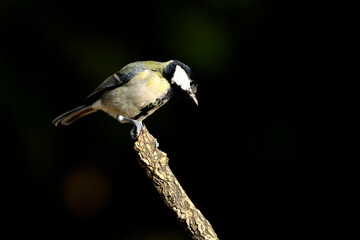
[134,125,219,240]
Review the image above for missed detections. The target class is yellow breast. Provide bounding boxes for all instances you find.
[146,73,170,93]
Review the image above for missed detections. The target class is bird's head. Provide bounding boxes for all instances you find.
[163,60,198,105]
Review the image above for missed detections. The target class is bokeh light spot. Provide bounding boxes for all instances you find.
[62,166,112,218]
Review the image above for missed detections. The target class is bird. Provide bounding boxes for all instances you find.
[52,60,198,138]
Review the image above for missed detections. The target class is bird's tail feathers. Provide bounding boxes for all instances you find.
[52,105,97,126]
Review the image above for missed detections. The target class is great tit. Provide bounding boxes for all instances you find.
[53,60,198,138]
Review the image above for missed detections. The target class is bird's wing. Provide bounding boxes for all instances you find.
[84,72,134,104]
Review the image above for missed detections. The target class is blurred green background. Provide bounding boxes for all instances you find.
[1,0,337,239]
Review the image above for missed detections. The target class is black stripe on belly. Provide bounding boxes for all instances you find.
[134,104,157,120]
[134,89,173,120]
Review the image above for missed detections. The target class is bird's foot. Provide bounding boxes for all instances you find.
[130,122,144,139]
[117,115,144,139]
[131,125,159,147]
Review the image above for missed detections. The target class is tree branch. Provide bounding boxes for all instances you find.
[134,125,219,240]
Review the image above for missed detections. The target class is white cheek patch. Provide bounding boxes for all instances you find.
[172,65,191,91]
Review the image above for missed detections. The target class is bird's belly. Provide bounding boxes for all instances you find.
[99,88,142,119]
[97,79,170,120]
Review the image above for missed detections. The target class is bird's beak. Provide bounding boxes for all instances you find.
[189,92,198,106]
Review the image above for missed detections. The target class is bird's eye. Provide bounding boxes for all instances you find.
[191,83,198,94]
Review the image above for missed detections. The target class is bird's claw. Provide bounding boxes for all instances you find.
[117,115,158,146]
[130,122,144,139]
[117,115,144,139]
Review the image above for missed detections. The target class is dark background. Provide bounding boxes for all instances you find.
[1,0,345,239]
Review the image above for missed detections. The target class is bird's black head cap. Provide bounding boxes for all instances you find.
[163,60,198,105]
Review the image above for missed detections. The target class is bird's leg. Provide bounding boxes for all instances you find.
[117,115,143,139]
[117,115,159,147]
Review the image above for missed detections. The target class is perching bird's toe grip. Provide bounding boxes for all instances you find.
[130,122,144,139]
[117,114,144,139]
